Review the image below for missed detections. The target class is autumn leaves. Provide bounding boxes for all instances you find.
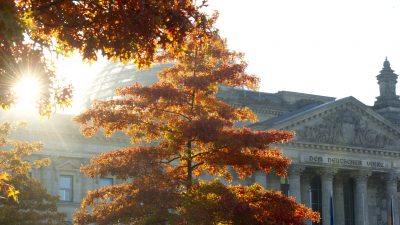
[73,16,319,224]
[2,1,321,224]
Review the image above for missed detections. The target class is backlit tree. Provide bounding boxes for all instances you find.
[1,0,206,114]
[74,16,319,225]
[0,175,66,225]
[0,122,65,224]
[1,1,72,115]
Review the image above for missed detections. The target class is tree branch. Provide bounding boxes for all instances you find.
[191,151,211,159]
[154,108,190,120]
[32,0,68,11]
[192,162,204,170]
[161,156,180,164]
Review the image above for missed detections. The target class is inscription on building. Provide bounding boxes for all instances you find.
[304,154,388,169]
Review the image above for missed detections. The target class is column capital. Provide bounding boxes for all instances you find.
[288,164,305,176]
[301,171,313,182]
[351,170,371,183]
[319,167,337,180]
[334,174,345,183]
[384,172,400,182]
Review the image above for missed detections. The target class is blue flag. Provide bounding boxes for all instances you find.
[330,192,334,225]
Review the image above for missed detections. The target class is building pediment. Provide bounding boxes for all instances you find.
[296,107,397,148]
[54,160,80,171]
[250,97,400,150]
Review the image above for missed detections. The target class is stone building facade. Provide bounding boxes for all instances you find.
[2,59,400,224]
[0,113,130,223]
[248,59,400,225]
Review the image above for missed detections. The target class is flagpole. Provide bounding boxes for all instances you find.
[309,186,312,225]
[330,191,334,225]
[362,192,365,225]
[391,195,394,225]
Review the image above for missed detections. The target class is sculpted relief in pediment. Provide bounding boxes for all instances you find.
[296,108,395,148]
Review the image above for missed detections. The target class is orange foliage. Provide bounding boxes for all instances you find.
[0,1,73,115]
[1,0,206,115]
[0,122,50,202]
[15,0,206,67]
[74,17,319,225]
[180,180,320,225]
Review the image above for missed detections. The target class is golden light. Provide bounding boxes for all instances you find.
[13,75,42,111]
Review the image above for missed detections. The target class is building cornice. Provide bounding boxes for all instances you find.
[284,141,400,158]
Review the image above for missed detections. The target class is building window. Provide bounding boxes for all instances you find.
[59,175,73,202]
[310,176,322,225]
[344,178,355,225]
[98,178,113,188]
[281,177,289,196]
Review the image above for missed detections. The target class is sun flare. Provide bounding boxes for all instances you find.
[13,76,42,111]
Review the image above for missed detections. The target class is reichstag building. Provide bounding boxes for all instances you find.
[2,59,400,225]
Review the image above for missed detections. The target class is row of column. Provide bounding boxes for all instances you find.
[286,165,400,225]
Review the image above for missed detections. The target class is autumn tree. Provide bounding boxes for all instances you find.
[0,175,66,225]
[0,0,207,114]
[1,1,73,115]
[0,122,65,224]
[74,15,319,225]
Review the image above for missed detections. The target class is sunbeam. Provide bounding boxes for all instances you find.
[13,75,42,112]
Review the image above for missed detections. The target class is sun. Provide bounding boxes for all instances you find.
[13,75,42,111]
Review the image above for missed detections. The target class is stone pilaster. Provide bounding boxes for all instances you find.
[41,167,55,195]
[75,172,83,203]
[333,176,345,225]
[81,176,95,199]
[353,171,371,225]
[288,164,305,202]
[385,172,399,225]
[321,168,336,225]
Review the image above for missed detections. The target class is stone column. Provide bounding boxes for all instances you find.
[254,171,267,189]
[289,164,304,202]
[385,173,399,225]
[353,171,370,225]
[321,168,336,225]
[333,176,345,225]
[301,173,312,225]
[267,173,281,191]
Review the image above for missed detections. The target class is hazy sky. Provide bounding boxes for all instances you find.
[207,0,400,105]
[57,0,400,112]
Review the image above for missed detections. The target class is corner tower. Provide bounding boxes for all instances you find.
[373,57,400,125]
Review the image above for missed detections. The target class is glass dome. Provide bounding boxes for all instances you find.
[81,62,173,109]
